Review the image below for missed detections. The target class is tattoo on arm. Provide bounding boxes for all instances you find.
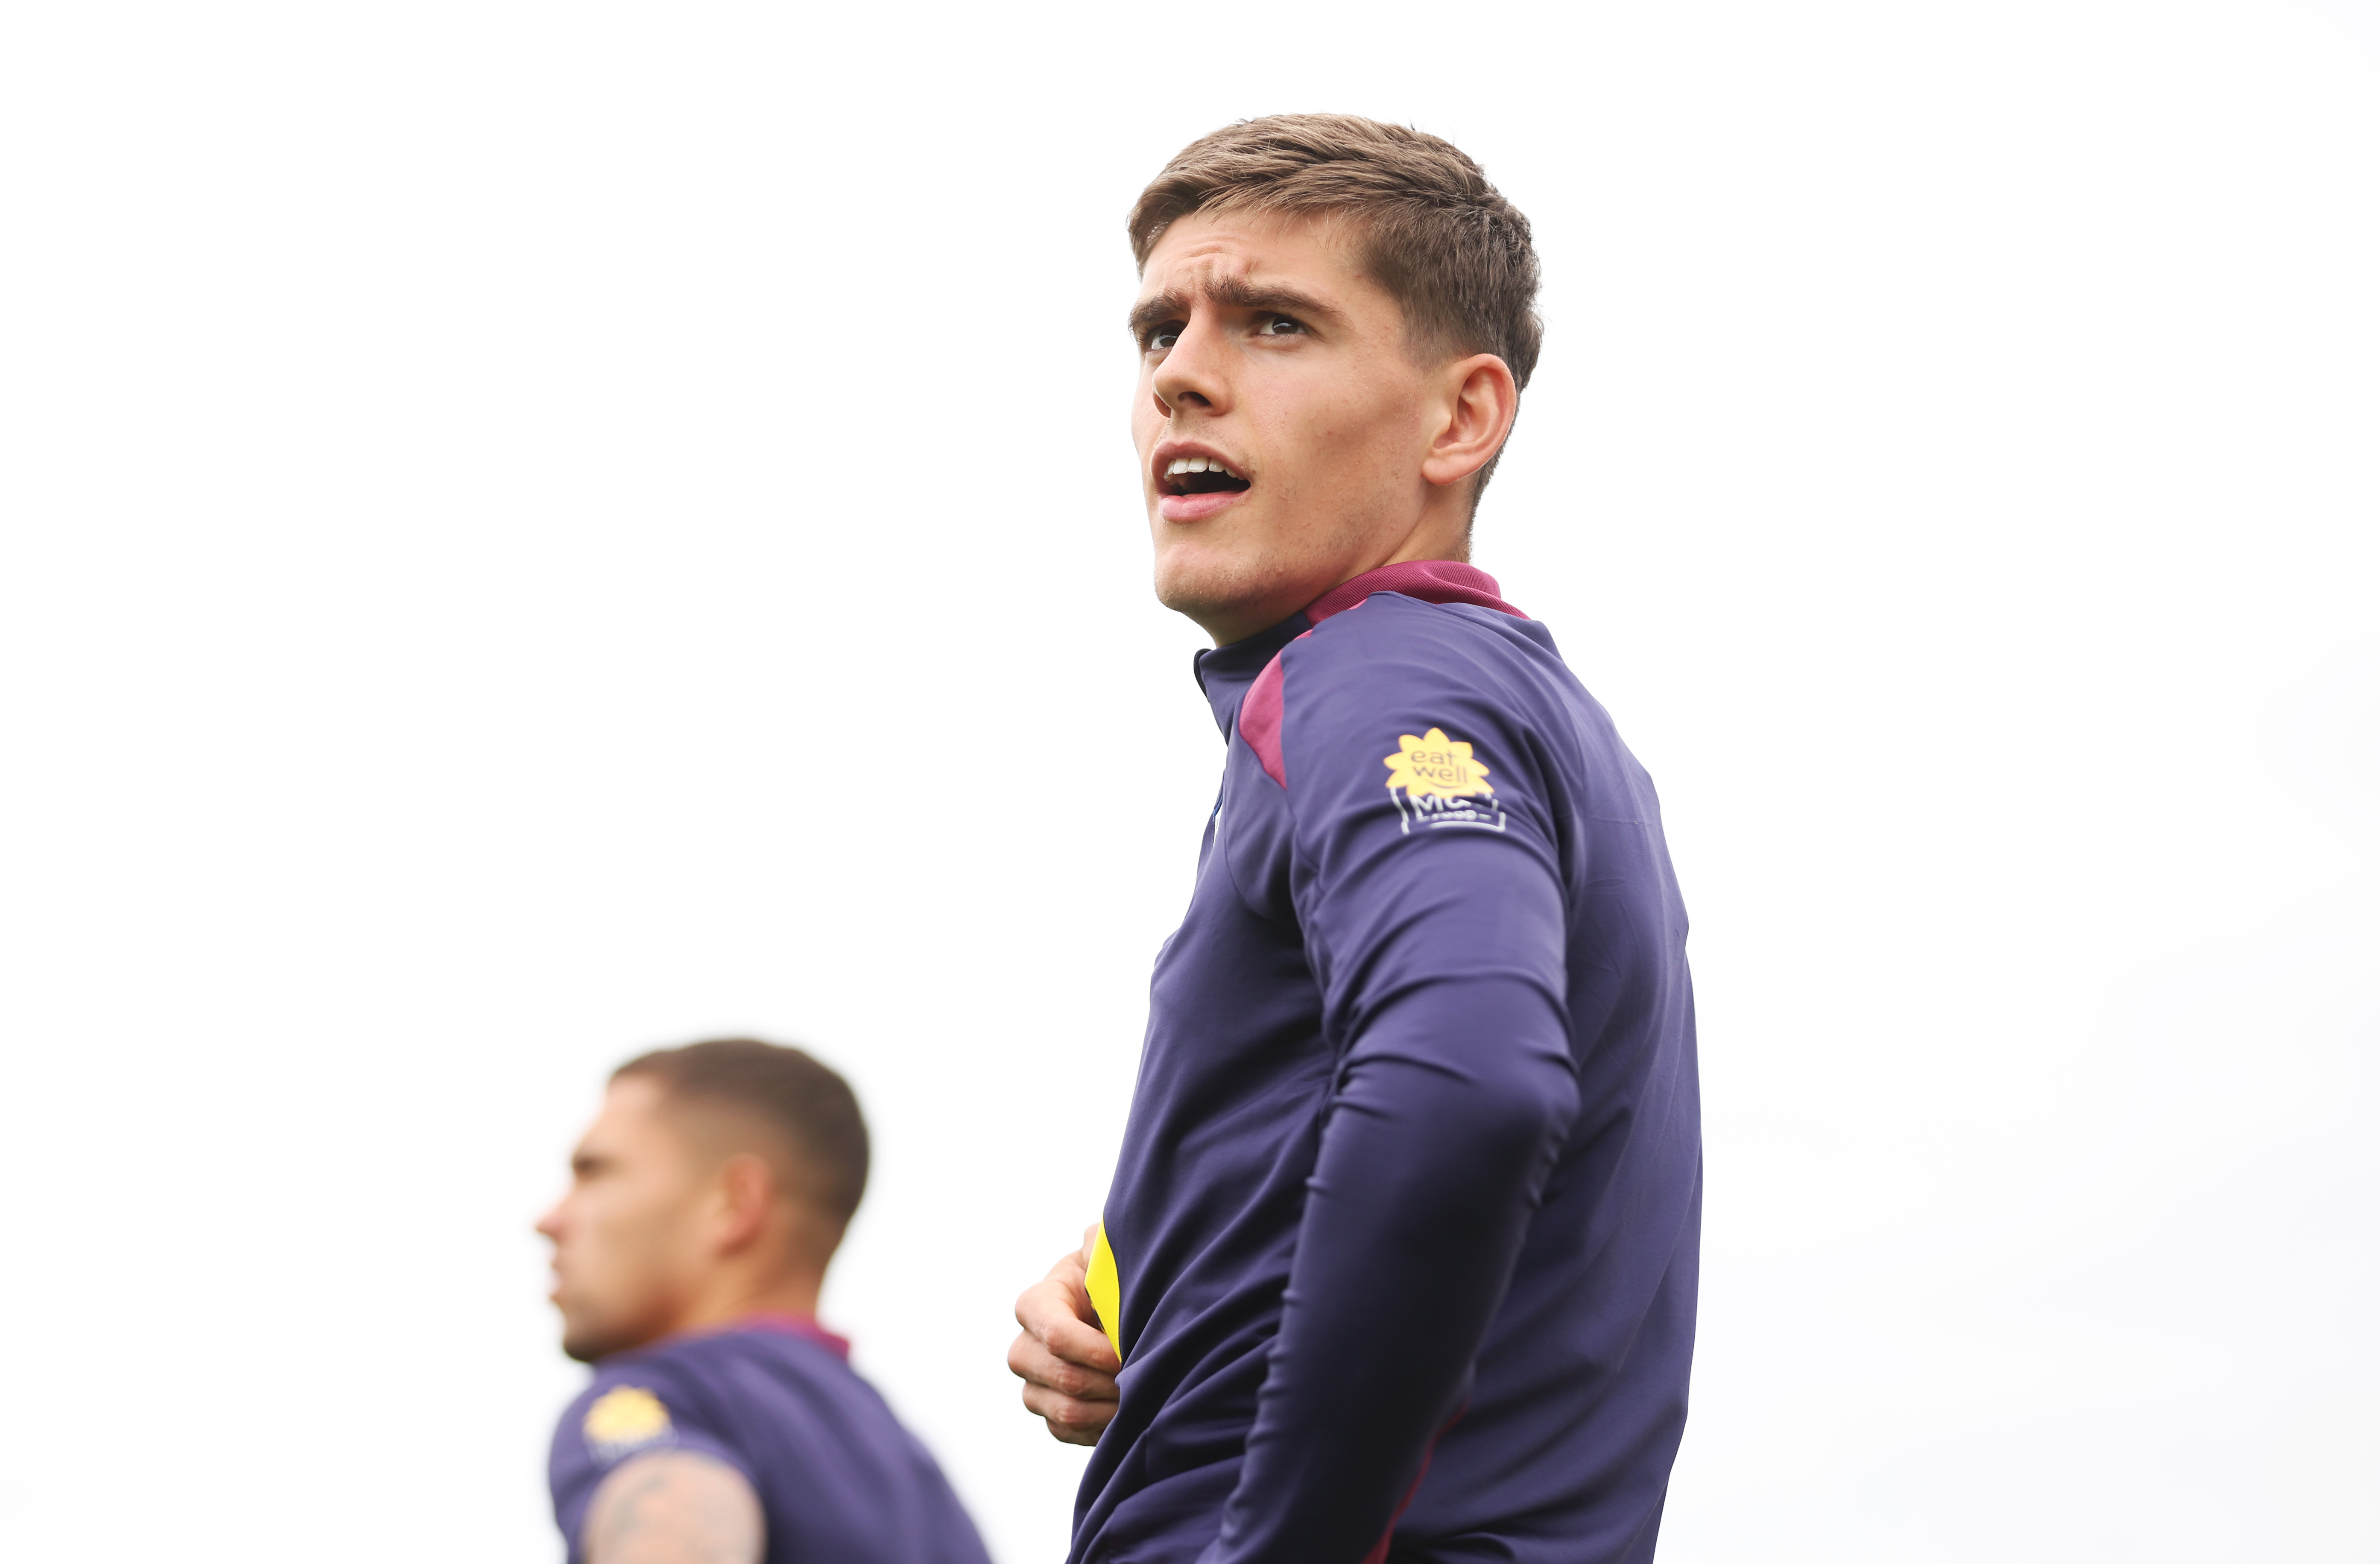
[584,1450,764,1564]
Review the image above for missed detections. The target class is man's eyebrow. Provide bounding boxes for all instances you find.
[1127,289,1191,339]
[1126,278,1347,337]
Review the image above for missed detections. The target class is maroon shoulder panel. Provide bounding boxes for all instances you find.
[1236,559,1526,793]
[1239,649,1292,789]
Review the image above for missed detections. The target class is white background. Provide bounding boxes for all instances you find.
[2,2,2373,1560]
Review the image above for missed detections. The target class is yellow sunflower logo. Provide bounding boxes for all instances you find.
[1383,728,1493,799]
[584,1386,673,1456]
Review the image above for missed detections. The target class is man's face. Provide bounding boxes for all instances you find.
[535,1077,713,1363]
[1131,210,1448,645]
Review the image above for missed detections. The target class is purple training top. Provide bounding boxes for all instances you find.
[549,1316,991,1564]
[1076,561,1702,1564]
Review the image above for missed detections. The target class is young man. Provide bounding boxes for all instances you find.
[541,1038,991,1564]
[1007,117,1702,1564]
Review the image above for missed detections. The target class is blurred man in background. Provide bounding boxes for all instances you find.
[541,1038,991,1564]
[1008,115,1702,1564]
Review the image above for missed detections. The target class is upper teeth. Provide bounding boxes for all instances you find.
[1168,456,1237,477]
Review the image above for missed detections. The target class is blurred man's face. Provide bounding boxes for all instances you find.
[1131,210,1446,645]
[536,1076,712,1362]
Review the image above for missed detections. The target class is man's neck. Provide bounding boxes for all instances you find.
[672,1266,826,1337]
[1197,515,1472,647]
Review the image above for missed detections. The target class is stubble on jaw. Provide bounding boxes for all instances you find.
[1146,551,1281,643]
[1149,476,1430,643]
[1149,516,1320,643]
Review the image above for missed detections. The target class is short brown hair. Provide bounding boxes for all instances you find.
[1130,114,1542,494]
[614,1038,869,1229]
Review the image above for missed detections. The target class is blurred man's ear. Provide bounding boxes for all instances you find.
[714,1152,778,1254]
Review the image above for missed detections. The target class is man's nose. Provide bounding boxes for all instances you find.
[1152,314,1231,417]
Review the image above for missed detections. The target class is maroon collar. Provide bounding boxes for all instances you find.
[731,1312,852,1360]
[1303,560,1526,624]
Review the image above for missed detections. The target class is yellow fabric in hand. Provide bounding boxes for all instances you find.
[1085,1222,1123,1362]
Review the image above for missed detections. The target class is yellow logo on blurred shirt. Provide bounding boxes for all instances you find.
[584,1385,674,1459]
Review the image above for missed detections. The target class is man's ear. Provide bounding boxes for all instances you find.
[1421,354,1519,489]
[712,1152,778,1254]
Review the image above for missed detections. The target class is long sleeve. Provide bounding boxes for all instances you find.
[1201,643,1582,1564]
[1076,576,1698,1564]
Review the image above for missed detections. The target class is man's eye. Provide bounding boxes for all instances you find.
[1258,315,1306,337]
[1146,327,1181,351]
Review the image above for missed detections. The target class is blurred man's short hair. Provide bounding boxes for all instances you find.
[612,1038,869,1231]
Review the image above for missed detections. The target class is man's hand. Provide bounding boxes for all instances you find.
[1008,1224,1121,1445]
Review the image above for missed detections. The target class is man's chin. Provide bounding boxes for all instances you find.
[1155,548,1288,643]
[559,1327,611,1365]
[559,1313,652,1365]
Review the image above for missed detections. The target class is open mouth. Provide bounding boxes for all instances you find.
[1158,455,1252,498]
